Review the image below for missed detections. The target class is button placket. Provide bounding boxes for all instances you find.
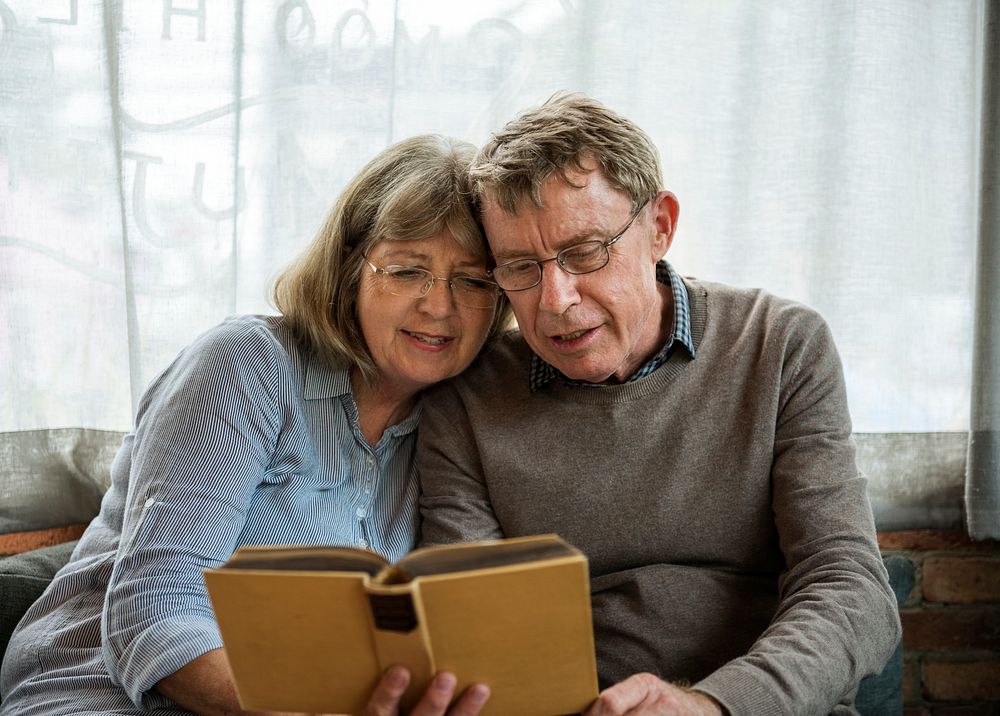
[363,452,376,498]
[355,451,376,549]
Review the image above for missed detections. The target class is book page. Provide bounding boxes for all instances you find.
[397,534,577,579]
[221,545,389,576]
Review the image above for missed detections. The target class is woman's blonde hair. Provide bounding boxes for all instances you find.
[470,91,663,213]
[274,134,512,382]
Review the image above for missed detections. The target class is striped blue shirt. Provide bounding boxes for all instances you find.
[0,315,420,714]
[528,261,696,391]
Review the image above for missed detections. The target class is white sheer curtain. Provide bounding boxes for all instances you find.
[0,0,994,533]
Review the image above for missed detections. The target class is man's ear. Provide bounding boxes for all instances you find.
[650,191,680,261]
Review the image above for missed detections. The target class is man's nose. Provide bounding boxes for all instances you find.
[537,262,581,315]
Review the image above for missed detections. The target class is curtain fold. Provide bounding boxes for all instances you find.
[101,0,142,419]
[967,0,1000,539]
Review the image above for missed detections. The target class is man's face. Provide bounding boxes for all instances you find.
[482,162,679,383]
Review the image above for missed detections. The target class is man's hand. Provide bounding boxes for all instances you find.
[584,673,724,716]
[364,666,490,716]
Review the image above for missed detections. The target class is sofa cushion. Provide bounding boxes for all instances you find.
[0,540,78,657]
[0,428,121,534]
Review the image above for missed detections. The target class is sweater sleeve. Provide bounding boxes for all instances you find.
[694,310,901,715]
[100,320,285,708]
[416,380,504,546]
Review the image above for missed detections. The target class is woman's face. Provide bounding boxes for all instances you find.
[356,231,498,398]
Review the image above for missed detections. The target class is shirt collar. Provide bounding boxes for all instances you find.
[304,353,352,399]
[304,354,421,436]
[529,260,696,392]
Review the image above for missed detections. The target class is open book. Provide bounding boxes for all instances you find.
[204,534,599,715]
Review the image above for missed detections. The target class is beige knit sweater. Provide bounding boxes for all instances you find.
[418,277,900,716]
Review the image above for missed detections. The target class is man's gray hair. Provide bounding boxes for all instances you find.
[470,91,663,214]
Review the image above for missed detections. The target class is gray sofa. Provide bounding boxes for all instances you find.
[0,428,911,713]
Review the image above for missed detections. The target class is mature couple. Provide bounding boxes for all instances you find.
[0,94,900,716]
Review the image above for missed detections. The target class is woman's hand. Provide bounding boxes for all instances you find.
[364,666,490,716]
[156,652,489,716]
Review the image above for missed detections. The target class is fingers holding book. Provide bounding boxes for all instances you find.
[364,665,490,716]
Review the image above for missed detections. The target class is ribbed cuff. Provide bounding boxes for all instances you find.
[693,663,784,716]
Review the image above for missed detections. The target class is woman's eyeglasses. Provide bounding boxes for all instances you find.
[364,259,500,309]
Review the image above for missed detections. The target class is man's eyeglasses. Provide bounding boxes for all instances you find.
[363,258,500,309]
[489,201,648,292]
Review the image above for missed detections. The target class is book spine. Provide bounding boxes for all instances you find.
[366,582,435,709]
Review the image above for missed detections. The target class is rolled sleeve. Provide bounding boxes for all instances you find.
[101,319,285,706]
[114,615,222,707]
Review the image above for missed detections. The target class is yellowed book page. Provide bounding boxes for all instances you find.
[398,533,576,578]
[220,544,388,574]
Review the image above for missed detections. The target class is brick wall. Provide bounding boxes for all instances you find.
[878,530,1000,715]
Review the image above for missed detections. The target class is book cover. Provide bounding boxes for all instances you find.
[204,533,599,715]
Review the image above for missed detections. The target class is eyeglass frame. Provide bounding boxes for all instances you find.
[488,199,650,292]
[361,252,501,309]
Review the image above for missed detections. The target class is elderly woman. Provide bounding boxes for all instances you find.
[0,136,510,716]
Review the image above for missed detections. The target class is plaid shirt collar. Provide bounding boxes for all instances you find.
[528,261,695,392]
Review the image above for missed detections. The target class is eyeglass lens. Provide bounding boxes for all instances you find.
[491,203,645,291]
[378,266,498,308]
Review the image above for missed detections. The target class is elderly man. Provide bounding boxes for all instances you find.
[415,93,901,715]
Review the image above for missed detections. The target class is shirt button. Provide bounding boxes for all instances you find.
[356,507,366,519]
[358,539,368,548]
[366,456,375,467]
